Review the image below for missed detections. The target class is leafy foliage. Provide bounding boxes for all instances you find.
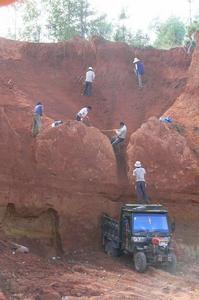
[187,17,199,37]
[129,30,150,48]
[19,0,42,42]
[152,17,186,49]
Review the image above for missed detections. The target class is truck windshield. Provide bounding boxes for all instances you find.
[133,213,169,235]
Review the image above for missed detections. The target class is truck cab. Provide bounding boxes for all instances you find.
[102,204,176,273]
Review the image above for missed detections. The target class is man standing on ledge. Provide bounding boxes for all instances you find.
[32,102,44,137]
[133,161,149,204]
[83,67,95,96]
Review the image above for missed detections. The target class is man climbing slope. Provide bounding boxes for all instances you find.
[111,122,127,147]
[76,106,92,122]
[133,57,144,88]
[32,102,44,137]
[83,67,95,96]
[133,161,149,204]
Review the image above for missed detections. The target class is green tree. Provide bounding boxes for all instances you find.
[114,8,130,42]
[153,17,186,49]
[187,17,199,37]
[129,30,150,48]
[46,0,78,41]
[46,0,113,41]
[88,14,113,39]
[20,0,42,42]
[75,0,94,37]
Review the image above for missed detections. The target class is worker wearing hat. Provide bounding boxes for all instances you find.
[83,67,95,96]
[133,57,144,88]
[32,101,44,137]
[133,161,149,204]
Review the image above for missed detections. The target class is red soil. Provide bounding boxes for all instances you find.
[0,34,199,299]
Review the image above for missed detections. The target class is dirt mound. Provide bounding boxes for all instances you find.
[0,118,122,253]
[127,117,199,199]
[0,35,197,253]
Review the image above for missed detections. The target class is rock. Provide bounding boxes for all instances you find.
[15,245,29,254]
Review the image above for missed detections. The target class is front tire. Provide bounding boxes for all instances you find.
[166,252,177,273]
[134,252,147,273]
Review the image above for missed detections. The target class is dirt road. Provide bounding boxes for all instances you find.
[0,243,199,300]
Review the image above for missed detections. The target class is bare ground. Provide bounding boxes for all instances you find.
[0,241,199,300]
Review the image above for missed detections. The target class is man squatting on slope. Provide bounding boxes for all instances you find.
[111,122,127,146]
[83,67,95,96]
[133,161,149,204]
[32,102,44,137]
[76,106,92,122]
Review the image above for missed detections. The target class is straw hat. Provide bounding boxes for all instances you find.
[134,161,142,167]
[133,58,140,63]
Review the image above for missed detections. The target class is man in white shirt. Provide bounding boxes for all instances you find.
[111,122,127,146]
[76,106,92,122]
[51,120,64,128]
[83,67,95,96]
[133,161,149,204]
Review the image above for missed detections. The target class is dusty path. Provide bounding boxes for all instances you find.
[0,243,199,300]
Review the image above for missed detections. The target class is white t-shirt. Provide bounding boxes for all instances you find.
[77,107,89,119]
[85,70,95,82]
[116,125,127,139]
[133,167,146,182]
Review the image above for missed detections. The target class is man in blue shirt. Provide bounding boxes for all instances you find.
[32,102,44,137]
[133,58,144,88]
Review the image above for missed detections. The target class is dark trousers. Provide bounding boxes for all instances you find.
[111,136,124,146]
[135,181,149,204]
[76,115,81,121]
[84,81,92,96]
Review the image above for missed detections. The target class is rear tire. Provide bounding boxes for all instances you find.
[104,241,119,257]
[134,252,147,273]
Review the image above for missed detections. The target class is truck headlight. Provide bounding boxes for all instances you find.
[132,237,147,242]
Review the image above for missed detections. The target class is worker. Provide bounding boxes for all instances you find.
[51,120,64,128]
[159,116,173,123]
[133,57,144,88]
[83,67,95,96]
[76,106,92,122]
[111,122,127,146]
[32,102,44,137]
[133,161,149,204]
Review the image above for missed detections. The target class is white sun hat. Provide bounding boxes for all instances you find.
[134,161,142,167]
[88,67,93,70]
[133,58,140,63]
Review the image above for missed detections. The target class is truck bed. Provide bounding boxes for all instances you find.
[102,215,120,246]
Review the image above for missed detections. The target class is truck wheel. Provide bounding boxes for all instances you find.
[104,241,119,257]
[134,252,147,273]
[166,252,177,273]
